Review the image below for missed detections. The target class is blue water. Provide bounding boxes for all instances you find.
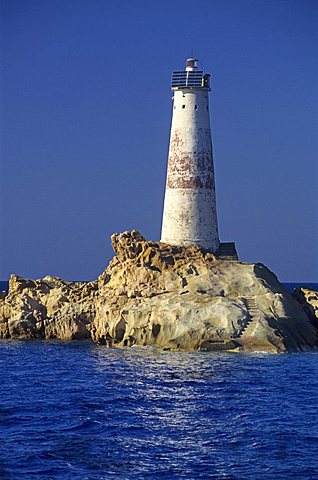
[1,342,318,480]
[0,281,9,293]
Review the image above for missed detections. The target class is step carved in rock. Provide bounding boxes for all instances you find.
[232,296,260,339]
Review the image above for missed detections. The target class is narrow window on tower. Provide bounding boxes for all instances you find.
[182,105,185,109]
[195,105,198,110]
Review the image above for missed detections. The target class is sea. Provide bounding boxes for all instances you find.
[0,282,318,480]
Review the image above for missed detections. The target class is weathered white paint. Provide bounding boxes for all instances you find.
[161,60,220,252]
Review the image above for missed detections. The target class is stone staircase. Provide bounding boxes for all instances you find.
[216,242,239,261]
[233,296,259,339]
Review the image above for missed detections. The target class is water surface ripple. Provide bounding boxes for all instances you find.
[0,342,318,479]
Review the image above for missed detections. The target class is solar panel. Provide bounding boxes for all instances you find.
[171,70,205,88]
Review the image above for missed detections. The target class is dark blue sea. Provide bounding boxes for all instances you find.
[1,343,318,480]
[1,282,318,479]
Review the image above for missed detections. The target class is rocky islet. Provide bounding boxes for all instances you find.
[0,230,317,353]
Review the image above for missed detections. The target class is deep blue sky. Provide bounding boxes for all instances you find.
[1,0,317,281]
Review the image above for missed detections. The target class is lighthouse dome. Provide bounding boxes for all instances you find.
[186,58,198,71]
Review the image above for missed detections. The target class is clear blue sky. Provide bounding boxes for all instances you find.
[1,0,317,282]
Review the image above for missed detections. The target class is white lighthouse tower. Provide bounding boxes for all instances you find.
[161,58,220,252]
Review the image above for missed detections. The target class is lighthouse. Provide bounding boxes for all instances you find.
[161,58,220,252]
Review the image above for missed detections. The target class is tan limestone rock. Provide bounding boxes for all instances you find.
[0,275,97,340]
[92,231,317,353]
[0,230,317,353]
[293,288,318,328]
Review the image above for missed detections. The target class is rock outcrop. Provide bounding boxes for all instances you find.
[293,288,318,329]
[0,230,317,353]
[0,275,97,340]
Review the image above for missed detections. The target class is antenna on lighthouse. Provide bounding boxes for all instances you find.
[161,58,219,252]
